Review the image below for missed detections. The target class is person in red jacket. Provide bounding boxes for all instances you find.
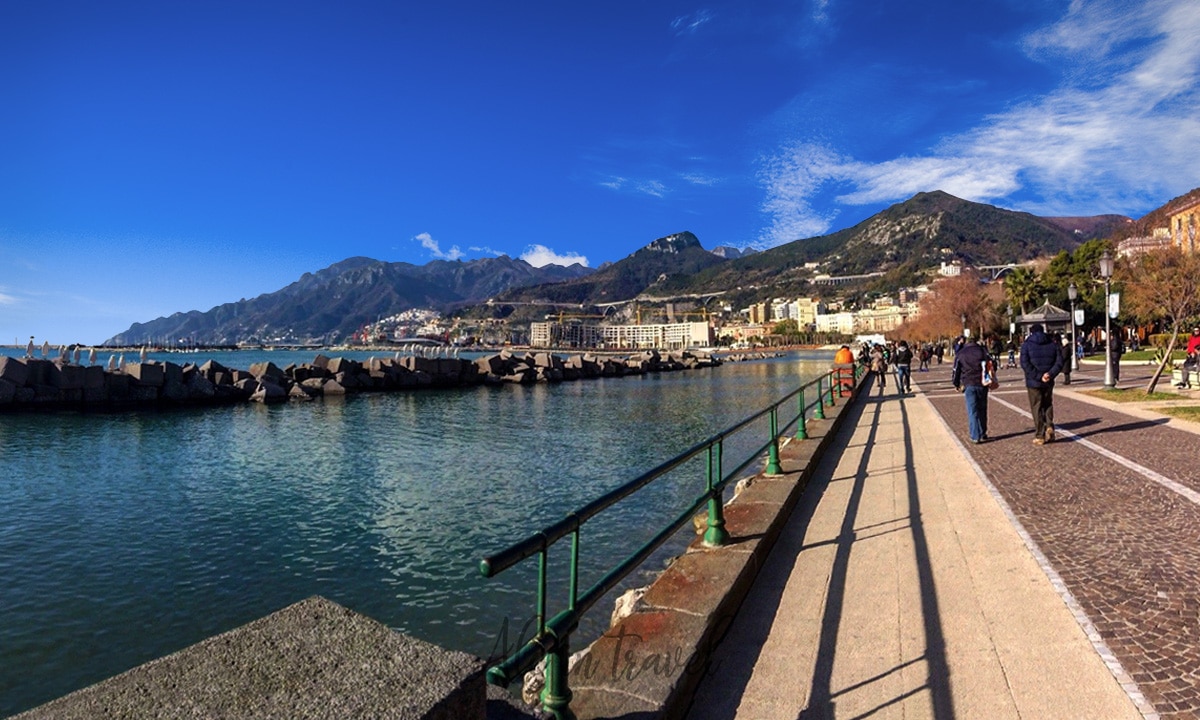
[1186,327,1200,356]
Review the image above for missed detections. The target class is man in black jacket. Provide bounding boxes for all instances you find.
[951,336,991,443]
[893,340,914,394]
[1019,324,1065,445]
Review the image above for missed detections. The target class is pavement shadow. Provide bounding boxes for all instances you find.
[1066,416,1171,440]
[796,400,956,720]
[681,391,878,720]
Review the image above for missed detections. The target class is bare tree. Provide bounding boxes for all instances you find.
[1117,247,1200,393]
[896,269,992,341]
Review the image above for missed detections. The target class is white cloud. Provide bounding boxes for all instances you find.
[812,0,830,25]
[671,10,714,36]
[414,232,464,261]
[598,175,669,198]
[757,143,845,246]
[680,172,719,187]
[468,245,505,257]
[520,245,589,268]
[760,0,1200,237]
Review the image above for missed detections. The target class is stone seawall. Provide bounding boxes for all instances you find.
[0,349,720,412]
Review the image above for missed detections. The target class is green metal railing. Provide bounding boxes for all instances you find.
[478,362,864,719]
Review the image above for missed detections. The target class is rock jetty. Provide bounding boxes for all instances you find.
[0,349,721,412]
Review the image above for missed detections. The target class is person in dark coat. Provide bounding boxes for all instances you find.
[1108,331,1125,383]
[951,336,991,443]
[1019,324,1065,445]
[1057,333,1072,385]
[892,340,914,394]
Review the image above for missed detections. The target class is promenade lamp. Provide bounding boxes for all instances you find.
[961,313,967,338]
[1006,305,1014,343]
[1099,250,1115,388]
[1067,282,1079,371]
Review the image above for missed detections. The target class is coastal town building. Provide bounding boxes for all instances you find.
[1116,227,1172,258]
[814,312,856,335]
[747,302,770,325]
[529,321,712,350]
[855,304,915,333]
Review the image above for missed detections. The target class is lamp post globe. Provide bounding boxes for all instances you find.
[1098,251,1115,388]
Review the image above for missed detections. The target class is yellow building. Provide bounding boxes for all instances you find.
[1168,197,1200,254]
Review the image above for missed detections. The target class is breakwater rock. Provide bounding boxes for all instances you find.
[0,349,720,413]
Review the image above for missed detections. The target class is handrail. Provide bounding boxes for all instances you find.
[478,360,864,719]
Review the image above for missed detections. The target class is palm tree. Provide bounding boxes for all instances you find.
[1004,267,1042,314]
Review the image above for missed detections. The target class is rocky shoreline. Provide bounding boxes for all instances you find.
[0,349,721,413]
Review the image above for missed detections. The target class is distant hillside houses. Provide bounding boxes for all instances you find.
[530,320,712,350]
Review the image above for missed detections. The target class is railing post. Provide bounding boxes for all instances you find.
[704,441,729,546]
[795,388,808,440]
[541,639,576,720]
[814,377,826,420]
[826,372,837,406]
[765,406,782,476]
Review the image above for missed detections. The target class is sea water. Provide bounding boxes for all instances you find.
[0,349,833,714]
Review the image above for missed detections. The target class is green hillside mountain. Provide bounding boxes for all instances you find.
[661,190,1093,299]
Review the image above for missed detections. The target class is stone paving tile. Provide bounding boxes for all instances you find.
[916,361,1200,720]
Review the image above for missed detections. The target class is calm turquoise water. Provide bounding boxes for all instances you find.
[0,349,832,715]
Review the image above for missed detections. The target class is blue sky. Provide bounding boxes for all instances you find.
[3,1,1199,345]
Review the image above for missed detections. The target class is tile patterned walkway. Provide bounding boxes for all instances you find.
[925,359,1200,720]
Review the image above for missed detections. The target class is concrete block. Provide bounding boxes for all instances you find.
[126,362,165,387]
[132,385,159,402]
[0,377,15,404]
[49,363,84,390]
[15,596,486,720]
[25,358,53,386]
[105,373,131,399]
[82,365,105,390]
[31,384,61,403]
[249,361,286,384]
[0,356,29,386]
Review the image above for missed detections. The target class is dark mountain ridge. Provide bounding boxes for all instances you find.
[106,255,592,345]
[489,231,727,306]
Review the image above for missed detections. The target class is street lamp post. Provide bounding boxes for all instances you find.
[1067,282,1078,371]
[961,313,967,338]
[1099,251,1115,388]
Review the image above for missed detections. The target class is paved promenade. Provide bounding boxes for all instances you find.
[685,358,1200,720]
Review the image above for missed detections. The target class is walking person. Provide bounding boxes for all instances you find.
[951,335,992,444]
[1108,330,1125,383]
[1019,324,1064,445]
[1058,333,1072,385]
[1187,326,1200,356]
[893,340,913,394]
[869,344,888,395]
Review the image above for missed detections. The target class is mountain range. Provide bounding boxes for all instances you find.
[105,190,1139,345]
[105,255,591,345]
